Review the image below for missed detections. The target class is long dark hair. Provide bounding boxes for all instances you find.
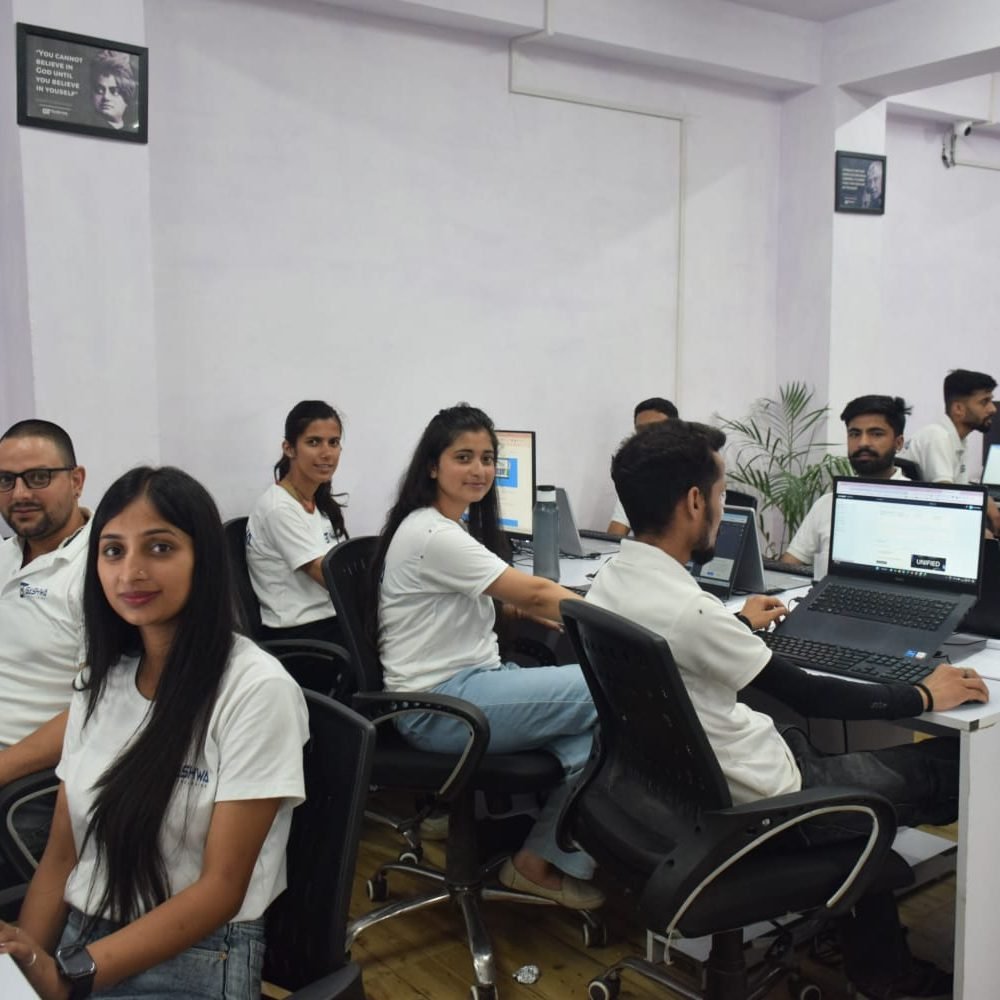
[274,400,348,539]
[366,404,510,644]
[79,466,235,924]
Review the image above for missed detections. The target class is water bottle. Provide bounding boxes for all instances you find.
[532,485,560,582]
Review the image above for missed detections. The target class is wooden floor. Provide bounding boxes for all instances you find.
[303,807,959,1000]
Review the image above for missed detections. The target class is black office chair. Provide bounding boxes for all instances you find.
[725,488,758,510]
[558,600,912,1000]
[264,689,374,1000]
[322,537,602,1000]
[893,457,922,481]
[222,516,354,703]
[0,768,58,921]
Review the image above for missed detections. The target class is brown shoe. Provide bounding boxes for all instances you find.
[498,858,605,910]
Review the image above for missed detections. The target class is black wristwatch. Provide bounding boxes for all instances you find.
[55,943,96,999]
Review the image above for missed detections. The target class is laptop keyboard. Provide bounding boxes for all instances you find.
[809,584,957,631]
[762,558,812,578]
[762,632,939,685]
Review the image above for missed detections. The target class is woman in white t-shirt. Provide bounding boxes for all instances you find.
[370,404,602,911]
[247,400,348,643]
[0,466,308,999]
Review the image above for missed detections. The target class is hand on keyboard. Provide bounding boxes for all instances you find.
[919,662,990,711]
[739,594,787,630]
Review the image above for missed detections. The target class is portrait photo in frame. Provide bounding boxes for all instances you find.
[16,23,148,143]
[835,150,886,214]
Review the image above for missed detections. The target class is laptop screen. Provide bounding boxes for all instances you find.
[983,444,1000,486]
[828,478,985,592]
[690,508,752,592]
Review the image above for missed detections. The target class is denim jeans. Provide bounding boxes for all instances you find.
[396,662,598,878]
[59,908,266,999]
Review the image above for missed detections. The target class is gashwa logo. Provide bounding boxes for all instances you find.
[19,582,48,599]
[178,764,210,786]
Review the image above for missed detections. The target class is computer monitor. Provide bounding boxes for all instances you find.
[495,429,536,539]
[983,443,1000,485]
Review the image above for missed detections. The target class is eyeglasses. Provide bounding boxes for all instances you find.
[0,467,75,492]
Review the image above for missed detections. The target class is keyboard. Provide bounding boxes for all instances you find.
[762,632,940,684]
[809,583,957,631]
[762,558,812,578]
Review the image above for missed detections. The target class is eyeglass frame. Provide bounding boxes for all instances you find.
[0,467,77,492]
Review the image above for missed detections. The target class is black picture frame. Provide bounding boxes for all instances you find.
[835,150,885,215]
[16,23,148,143]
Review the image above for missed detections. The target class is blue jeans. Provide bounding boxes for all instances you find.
[396,662,598,879]
[59,908,266,999]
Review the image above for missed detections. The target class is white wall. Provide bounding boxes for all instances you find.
[880,113,1000,474]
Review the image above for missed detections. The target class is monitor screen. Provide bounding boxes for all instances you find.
[983,444,1000,485]
[495,429,536,538]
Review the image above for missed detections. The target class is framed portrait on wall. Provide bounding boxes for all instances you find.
[835,150,885,214]
[16,23,148,143]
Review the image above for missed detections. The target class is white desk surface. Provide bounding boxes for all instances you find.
[0,954,39,998]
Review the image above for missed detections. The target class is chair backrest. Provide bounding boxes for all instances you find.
[322,536,383,693]
[264,689,375,991]
[223,516,263,638]
[561,600,732,815]
[893,456,922,481]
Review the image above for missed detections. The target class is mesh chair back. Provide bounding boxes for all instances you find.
[223,516,263,638]
[893,457,922,481]
[562,601,731,814]
[264,690,375,990]
[322,537,383,693]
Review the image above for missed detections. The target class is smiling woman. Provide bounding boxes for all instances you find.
[246,400,349,643]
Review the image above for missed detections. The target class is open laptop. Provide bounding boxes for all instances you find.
[982,444,1000,500]
[556,488,620,558]
[691,506,810,599]
[764,477,986,683]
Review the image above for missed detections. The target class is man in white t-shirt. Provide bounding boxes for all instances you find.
[782,395,910,578]
[587,419,986,998]
[0,420,90,880]
[607,396,678,536]
[900,368,1000,534]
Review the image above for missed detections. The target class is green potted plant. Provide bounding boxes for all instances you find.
[715,382,851,556]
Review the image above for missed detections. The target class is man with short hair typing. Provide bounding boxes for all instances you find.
[587,419,987,999]
[0,420,90,881]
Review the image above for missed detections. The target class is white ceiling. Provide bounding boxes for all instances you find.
[726,0,896,21]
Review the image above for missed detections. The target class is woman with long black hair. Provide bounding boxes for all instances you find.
[247,400,348,643]
[369,403,602,910]
[0,466,307,999]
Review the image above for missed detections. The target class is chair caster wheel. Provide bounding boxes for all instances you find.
[582,920,608,947]
[788,974,822,1000]
[398,847,422,864]
[470,985,498,1000]
[588,974,621,1000]
[366,875,389,902]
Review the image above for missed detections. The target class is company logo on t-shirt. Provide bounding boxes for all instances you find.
[19,581,48,599]
[323,529,337,544]
[177,763,210,786]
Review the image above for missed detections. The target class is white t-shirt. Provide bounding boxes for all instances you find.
[586,539,800,804]
[785,466,909,576]
[609,495,629,531]
[0,520,91,746]
[900,416,968,483]
[247,484,344,628]
[57,634,308,922]
[379,507,508,693]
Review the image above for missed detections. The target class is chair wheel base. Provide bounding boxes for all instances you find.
[588,973,621,1000]
[366,875,389,902]
[470,984,498,1000]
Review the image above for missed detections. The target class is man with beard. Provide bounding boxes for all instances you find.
[0,420,89,879]
[587,420,986,999]
[781,395,910,577]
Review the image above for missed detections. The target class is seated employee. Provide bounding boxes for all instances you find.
[587,419,987,999]
[782,394,910,578]
[901,368,1000,533]
[607,396,678,537]
[0,420,90,882]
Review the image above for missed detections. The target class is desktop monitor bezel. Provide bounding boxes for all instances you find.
[494,428,537,540]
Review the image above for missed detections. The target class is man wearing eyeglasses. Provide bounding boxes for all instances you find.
[0,419,90,879]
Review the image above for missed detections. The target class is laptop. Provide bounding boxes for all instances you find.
[764,477,987,682]
[982,444,1000,500]
[556,488,620,558]
[691,506,810,599]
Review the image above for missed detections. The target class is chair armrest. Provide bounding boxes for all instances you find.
[284,961,365,1000]
[260,639,357,701]
[352,690,490,803]
[640,785,898,936]
[0,768,59,880]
